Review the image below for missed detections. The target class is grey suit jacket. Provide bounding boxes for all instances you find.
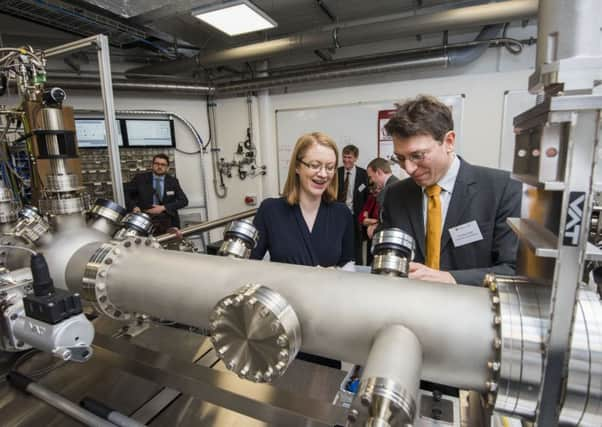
[377,174,400,207]
[381,158,521,286]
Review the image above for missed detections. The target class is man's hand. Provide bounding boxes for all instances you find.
[145,205,166,215]
[409,262,456,284]
[133,206,141,213]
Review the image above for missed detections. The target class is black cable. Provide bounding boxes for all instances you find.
[175,147,201,155]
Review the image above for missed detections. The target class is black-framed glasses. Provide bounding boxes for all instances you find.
[153,162,169,167]
[298,159,336,174]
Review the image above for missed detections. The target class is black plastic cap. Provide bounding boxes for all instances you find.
[7,371,33,393]
[80,397,112,419]
[31,253,55,297]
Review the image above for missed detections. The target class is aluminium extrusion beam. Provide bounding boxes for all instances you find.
[96,35,125,206]
[67,244,496,392]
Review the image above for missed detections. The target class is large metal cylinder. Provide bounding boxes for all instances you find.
[68,241,496,392]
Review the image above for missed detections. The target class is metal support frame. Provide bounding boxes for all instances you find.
[44,35,125,206]
[92,333,347,426]
[536,104,601,425]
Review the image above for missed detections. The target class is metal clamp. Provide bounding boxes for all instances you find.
[348,377,416,426]
[88,198,126,225]
[13,206,51,244]
[218,219,258,259]
[116,212,154,237]
[209,284,302,382]
[371,228,415,277]
[489,280,549,418]
[38,195,88,215]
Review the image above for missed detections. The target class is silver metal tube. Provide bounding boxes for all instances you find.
[72,245,495,392]
[44,35,99,58]
[353,325,422,425]
[96,35,125,206]
[362,325,422,397]
[155,208,257,243]
[47,79,213,94]
[25,382,115,427]
[127,0,536,74]
[218,56,448,93]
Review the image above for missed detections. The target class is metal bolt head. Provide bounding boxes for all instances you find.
[276,334,288,347]
[492,295,500,305]
[494,315,501,325]
[494,337,502,349]
[347,408,359,423]
[487,361,501,371]
[278,349,289,361]
[360,393,371,407]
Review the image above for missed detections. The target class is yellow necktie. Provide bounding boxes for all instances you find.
[425,184,442,269]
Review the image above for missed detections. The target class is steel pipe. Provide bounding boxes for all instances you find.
[348,325,422,425]
[68,242,496,392]
[7,371,115,427]
[47,79,213,94]
[44,35,99,58]
[155,208,257,244]
[127,0,536,74]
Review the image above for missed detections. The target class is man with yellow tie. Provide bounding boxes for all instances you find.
[380,95,521,286]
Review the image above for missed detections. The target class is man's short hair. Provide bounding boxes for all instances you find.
[342,144,359,158]
[367,157,392,174]
[384,95,453,142]
[152,153,170,165]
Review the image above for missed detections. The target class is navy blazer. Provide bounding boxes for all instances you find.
[125,171,188,227]
[250,197,355,267]
[381,158,521,286]
[337,166,369,220]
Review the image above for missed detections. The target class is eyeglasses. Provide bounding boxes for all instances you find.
[298,159,336,174]
[391,150,429,167]
[153,162,169,167]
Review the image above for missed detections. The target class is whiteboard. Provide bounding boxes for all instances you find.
[275,96,465,191]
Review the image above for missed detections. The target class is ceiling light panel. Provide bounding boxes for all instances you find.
[194,1,277,36]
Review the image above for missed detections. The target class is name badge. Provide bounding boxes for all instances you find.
[448,220,483,247]
[166,190,175,196]
[358,183,366,192]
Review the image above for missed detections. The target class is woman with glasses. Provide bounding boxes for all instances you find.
[251,132,354,268]
[250,132,354,369]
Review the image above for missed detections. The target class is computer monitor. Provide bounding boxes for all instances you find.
[75,119,124,148]
[125,119,175,147]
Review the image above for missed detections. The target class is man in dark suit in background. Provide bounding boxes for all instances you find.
[125,153,189,235]
[337,145,369,264]
[381,95,521,286]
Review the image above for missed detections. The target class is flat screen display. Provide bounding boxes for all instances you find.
[125,119,174,147]
[75,119,124,148]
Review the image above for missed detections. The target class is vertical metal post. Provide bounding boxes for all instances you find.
[536,107,601,425]
[96,34,125,206]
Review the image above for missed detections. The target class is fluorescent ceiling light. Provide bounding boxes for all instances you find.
[193,1,277,36]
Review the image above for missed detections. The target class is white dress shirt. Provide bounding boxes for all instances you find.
[422,155,460,228]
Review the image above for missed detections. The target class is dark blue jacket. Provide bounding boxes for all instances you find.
[250,197,355,267]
